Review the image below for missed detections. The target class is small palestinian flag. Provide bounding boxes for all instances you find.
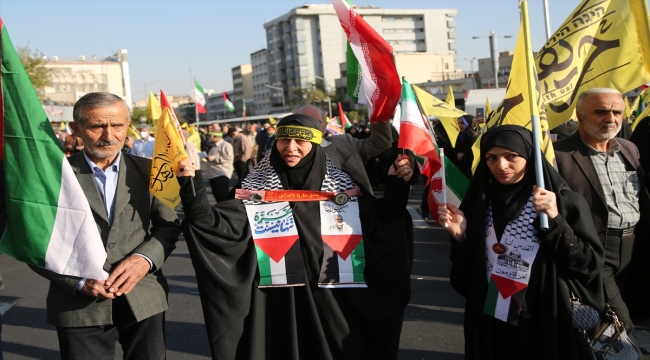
[318,201,366,288]
[483,275,527,326]
[245,202,305,287]
[223,91,235,112]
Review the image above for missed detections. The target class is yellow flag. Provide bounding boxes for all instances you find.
[535,0,650,130]
[269,116,277,126]
[149,107,188,209]
[147,91,162,128]
[412,85,466,147]
[625,97,632,122]
[632,103,650,131]
[187,131,202,151]
[445,85,455,107]
[485,97,492,117]
[472,1,555,171]
[127,124,141,140]
[188,125,196,136]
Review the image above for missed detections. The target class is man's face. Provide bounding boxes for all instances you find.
[267,126,275,134]
[263,123,271,130]
[334,215,344,229]
[138,127,149,139]
[70,102,130,162]
[578,93,624,143]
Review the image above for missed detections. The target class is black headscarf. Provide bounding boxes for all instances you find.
[480,126,536,238]
[270,114,323,190]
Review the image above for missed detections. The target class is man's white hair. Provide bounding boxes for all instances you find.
[576,88,622,116]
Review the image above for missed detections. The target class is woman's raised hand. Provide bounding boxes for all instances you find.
[176,158,196,178]
[437,203,467,241]
[388,154,414,182]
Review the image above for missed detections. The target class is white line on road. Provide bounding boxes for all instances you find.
[0,301,15,315]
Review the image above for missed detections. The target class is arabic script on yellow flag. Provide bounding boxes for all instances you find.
[535,0,650,130]
[149,107,188,209]
[472,5,554,172]
[412,85,466,148]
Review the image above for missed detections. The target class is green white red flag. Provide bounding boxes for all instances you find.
[397,77,440,179]
[0,18,108,279]
[427,152,469,224]
[331,0,401,123]
[195,81,206,114]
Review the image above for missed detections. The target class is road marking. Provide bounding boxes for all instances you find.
[411,275,450,281]
[408,303,464,313]
[0,301,15,315]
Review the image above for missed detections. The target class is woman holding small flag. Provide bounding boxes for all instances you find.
[174,114,415,359]
[437,125,604,359]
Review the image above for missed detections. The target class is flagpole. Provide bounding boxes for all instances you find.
[440,148,448,228]
[521,0,548,229]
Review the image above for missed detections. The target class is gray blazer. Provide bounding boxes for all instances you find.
[322,120,392,194]
[31,152,181,327]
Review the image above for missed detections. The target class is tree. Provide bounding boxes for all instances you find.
[131,107,148,124]
[17,45,51,101]
[288,82,338,108]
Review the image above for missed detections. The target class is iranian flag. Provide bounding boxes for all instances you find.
[195,81,206,114]
[332,0,401,123]
[223,92,234,112]
[337,102,351,129]
[427,153,469,225]
[0,18,107,279]
[397,77,441,179]
[245,202,305,287]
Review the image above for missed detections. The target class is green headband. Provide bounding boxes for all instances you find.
[276,125,323,144]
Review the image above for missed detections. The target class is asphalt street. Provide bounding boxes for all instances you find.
[0,180,465,360]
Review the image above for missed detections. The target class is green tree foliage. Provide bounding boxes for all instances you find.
[17,45,51,101]
[131,107,148,124]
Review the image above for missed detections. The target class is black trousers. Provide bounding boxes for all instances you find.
[600,232,635,333]
[56,296,166,360]
[234,160,249,181]
[209,176,230,203]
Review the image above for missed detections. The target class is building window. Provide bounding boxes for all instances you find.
[383,17,395,22]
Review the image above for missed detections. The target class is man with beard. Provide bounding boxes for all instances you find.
[30,92,181,360]
[555,88,650,343]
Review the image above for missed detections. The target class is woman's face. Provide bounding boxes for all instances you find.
[277,138,313,167]
[457,118,467,132]
[485,146,527,185]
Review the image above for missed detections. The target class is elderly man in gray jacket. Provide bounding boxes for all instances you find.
[294,105,392,194]
[30,92,181,360]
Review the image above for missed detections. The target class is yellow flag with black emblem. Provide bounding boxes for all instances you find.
[412,85,466,148]
[149,107,188,209]
[445,85,455,107]
[535,0,650,130]
[471,1,554,172]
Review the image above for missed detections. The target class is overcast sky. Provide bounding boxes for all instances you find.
[0,0,578,101]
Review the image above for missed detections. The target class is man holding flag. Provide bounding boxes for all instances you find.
[31,93,181,360]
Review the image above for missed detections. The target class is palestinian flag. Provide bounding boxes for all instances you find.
[195,81,206,114]
[337,102,351,129]
[319,201,366,288]
[427,152,469,224]
[332,0,401,123]
[0,18,108,279]
[245,202,305,287]
[483,274,527,326]
[397,77,441,177]
[223,91,234,113]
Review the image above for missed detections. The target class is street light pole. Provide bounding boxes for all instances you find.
[266,84,285,107]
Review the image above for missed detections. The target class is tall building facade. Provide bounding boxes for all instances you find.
[263,4,458,110]
[251,49,271,115]
[232,64,253,117]
[43,49,132,106]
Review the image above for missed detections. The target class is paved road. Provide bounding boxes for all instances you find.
[0,182,465,359]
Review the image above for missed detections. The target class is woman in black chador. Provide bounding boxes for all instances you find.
[175,114,415,360]
[437,125,604,359]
